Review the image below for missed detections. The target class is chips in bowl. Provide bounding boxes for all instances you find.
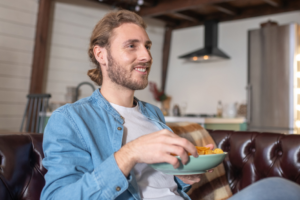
[150,146,226,175]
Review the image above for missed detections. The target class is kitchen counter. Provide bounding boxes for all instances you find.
[165,116,247,131]
[165,116,246,123]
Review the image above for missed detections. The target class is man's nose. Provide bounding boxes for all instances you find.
[138,46,152,62]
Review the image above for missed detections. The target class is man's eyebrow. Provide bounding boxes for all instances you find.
[145,40,152,45]
[123,39,152,45]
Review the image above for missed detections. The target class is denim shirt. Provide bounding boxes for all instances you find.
[41,89,191,200]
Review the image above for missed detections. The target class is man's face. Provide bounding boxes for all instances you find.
[106,23,152,90]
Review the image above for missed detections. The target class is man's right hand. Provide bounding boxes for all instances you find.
[114,129,198,177]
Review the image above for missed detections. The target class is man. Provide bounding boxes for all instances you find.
[41,10,300,200]
[41,10,209,200]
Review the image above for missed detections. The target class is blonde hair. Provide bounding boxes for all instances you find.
[87,10,146,86]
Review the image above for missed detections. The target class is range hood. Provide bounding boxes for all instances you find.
[178,20,230,62]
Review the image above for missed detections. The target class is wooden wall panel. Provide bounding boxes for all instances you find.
[51,20,92,39]
[50,34,88,49]
[44,0,109,104]
[0,90,28,103]
[49,45,89,61]
[0,49,33,65]
[0,6,37,26]
[0,117,23,131]
[0,0,38,131]
[54,0,110,17]
[0,35,34,52]
[0,20,35,39]
[0,104,26,116]
[47,58,90,72]
[0,64,31,78]
[0,76,30,91]
[0,0,38,13]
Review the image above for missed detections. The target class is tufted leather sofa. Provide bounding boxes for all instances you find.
[0,130,299,200]
[209,130,300,194]
[0,133,46,200]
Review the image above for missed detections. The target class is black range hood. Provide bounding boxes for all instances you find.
[178,20,230,62]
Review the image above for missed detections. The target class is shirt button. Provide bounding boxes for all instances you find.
[117,127,122,130]
[116,186,121,191]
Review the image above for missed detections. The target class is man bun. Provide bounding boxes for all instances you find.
[87,68,102,86]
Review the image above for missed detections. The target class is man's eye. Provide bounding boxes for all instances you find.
[129,44,134,48]
[146,46,151,50]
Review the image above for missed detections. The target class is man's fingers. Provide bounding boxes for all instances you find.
[205,144,214,150]
[165,145,190,165]
[176,174,201,184]
[157,130,197,157]
[164,154,181,169]
[166,137,198,158]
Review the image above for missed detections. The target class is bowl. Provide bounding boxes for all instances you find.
[149,153,227,175]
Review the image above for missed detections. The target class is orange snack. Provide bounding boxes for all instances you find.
[204,149,214,155]
[171,146,224,156]
[213,148,224,154]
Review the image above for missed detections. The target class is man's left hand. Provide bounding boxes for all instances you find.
[175,144,214,185]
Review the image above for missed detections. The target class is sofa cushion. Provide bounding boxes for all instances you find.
[209,130,300,194]
[0,133,46,200]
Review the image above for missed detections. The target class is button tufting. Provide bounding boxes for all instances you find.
[278,151,283,156]
[251,148,255,153]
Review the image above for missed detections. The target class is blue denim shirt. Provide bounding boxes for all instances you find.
[41,89,191,200]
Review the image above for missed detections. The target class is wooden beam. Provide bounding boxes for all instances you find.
[167,12,198,22]
[174,0,300,29]
[30,0,52,94]
[154,15,179,27]
[161,26,173,92]
[263,0,282,7]
[214,3,237,15]
[138,0,232,17]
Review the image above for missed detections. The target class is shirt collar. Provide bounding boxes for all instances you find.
[92,89,149,124]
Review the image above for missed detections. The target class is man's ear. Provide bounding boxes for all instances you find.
[93,45,107,67]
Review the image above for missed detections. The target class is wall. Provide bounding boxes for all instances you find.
[167,11,300,115]
[0,0,38,131]
[44,0,165,107]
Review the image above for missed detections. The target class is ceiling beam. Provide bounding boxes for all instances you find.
[138,0,232,17]
[154,15,179,27]
[263,0,282,7]
[167,12,198,22]
[173,0,300,30]
[214,3,237,15]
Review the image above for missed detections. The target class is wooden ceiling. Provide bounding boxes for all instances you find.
[92,0,300,29]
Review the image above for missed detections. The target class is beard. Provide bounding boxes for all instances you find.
[106,49,151,90]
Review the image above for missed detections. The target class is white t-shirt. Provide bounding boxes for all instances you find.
[110,102,183,200]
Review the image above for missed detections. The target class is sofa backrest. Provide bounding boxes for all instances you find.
[0,133,46,200]
[209,130,300,194]
[0,131,299,200]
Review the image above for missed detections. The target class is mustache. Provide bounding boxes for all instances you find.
[132,62,151,69]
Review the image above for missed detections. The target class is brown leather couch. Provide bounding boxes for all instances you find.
[0,130,299,200]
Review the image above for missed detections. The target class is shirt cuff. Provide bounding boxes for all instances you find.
[174,176,192,193]
[93,154,130,199]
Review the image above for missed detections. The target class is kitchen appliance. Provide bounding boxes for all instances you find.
[247,23,300,134]
[178,20,230,62]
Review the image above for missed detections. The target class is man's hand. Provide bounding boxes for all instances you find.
[114,129,198,176]
[175,144,214,185]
